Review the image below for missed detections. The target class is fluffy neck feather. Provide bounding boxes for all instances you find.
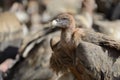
[60,20,76,44]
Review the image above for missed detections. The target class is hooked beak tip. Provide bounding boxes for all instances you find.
[52,20,58,26]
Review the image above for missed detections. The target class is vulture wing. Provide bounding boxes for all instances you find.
[76,40,120,80]
[82,29,120,51]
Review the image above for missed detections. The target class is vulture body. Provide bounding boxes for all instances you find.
[50,13,120,80]
[0,12,27,73]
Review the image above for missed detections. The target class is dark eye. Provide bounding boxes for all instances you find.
[62,18,67,20]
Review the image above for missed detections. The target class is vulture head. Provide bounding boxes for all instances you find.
[52,13,75,29]
[50,13,79,74]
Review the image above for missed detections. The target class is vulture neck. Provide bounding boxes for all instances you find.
[61,24,75,43]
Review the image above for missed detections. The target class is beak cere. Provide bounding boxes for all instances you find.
[52,20,58,26]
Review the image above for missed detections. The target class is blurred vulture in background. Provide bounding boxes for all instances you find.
[27,0,43,33]
[0,12,20,75]
[10,2,29,24]
[96,0,120,20]
[41,0,83,22]
[0,2,29,77]
[94,20,120,41]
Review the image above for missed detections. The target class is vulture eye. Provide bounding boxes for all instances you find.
[62,18,67,20]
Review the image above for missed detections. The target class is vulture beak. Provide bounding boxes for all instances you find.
[52,20,58,28]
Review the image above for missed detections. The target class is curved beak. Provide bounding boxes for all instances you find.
[52,20,58,28]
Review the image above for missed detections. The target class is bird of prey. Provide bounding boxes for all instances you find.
[50,13,120,80]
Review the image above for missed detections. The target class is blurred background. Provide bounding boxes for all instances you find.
[0,0,120,80]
